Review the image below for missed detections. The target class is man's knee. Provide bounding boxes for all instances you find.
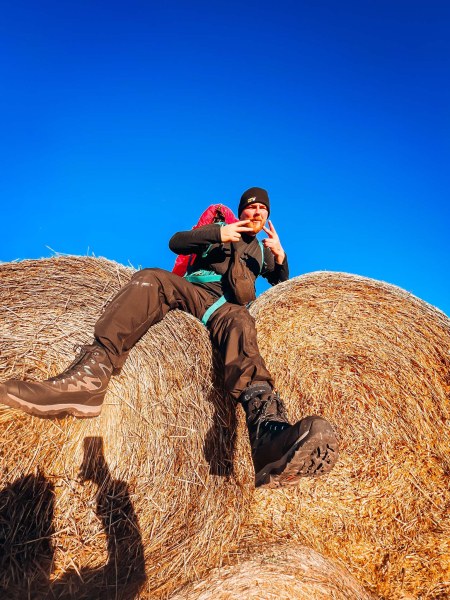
[219,305,256,330]
[131,268,170,287]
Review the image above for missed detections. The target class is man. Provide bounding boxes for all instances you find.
[0,187,338,488]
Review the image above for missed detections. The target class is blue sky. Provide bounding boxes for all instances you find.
[1,0,449,315]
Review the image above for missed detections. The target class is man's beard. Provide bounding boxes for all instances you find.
[248,219,265,234]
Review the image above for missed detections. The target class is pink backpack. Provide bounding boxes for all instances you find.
[172,204,238,276]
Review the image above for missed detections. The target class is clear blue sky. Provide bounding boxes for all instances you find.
[1,1,449,315]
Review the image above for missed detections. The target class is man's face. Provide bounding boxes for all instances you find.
[239,202,269,234]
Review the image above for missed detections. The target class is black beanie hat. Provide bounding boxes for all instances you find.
[238,187,270,217]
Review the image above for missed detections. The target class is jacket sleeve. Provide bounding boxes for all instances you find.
[261,247,289,286]
[169,224,223,255]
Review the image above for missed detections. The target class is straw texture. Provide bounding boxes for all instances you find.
[0,256,249,599]
[244,272,450,600]
[1,257,449,599]
[168,541,375,599]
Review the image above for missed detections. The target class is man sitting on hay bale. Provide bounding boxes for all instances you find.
[0,187,338,488]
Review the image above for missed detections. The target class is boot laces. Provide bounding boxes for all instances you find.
[48,345,100,383]
[253,392,289,440]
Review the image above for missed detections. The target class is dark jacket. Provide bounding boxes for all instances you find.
[169,224,289,300]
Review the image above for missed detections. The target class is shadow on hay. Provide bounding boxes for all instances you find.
[0,437,146,600]
[0,470,55,598]
[202,354,238,478]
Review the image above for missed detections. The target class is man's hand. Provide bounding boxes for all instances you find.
[262,220,286,264]
[220,220,254,243]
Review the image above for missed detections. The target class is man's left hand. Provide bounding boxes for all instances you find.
[262,221,286,265]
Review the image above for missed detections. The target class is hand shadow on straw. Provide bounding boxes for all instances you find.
[52,436,146,600]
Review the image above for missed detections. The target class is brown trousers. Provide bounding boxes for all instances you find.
[94,268,274,399]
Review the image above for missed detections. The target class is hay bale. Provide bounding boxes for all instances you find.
[2,258,449,599]
[0,256,251,599]
[168,541,374,599]
[242,272,450,600]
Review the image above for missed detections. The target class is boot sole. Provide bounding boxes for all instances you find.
[255,420,338,489]
[0,388,103,419]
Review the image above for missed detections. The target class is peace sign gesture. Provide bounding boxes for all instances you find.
[262,220,286,265]
[220,220,254,243]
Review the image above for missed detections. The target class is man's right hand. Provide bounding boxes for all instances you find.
[220,220,254,243]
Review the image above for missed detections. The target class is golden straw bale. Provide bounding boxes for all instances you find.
[0,256,250,600]
[240,272,450,600]
[2,258,450,600]
[168,541,374,600]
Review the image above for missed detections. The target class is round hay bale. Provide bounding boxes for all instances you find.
[0,256,252,599]
[168,541,374,600]
[242,272,450,600]
[2,259,450,599]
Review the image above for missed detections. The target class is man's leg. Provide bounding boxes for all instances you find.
[94,268,213,371]
[207,303,339,488]
[206,302,274,399]
[0,269,213,418]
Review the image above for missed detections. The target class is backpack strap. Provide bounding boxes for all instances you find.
[187,234,265,324]
[257,239,265,273]
[201,295,227,325]
[184,271,222,284]
[183,222,227,285]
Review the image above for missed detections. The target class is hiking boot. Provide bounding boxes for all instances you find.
[239,382,339,488]
[0,342,113,418]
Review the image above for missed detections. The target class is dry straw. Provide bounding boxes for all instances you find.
[1,257,449,599]
[0,256,249,599]
[168,541,375,599]
[245,272,450,600]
